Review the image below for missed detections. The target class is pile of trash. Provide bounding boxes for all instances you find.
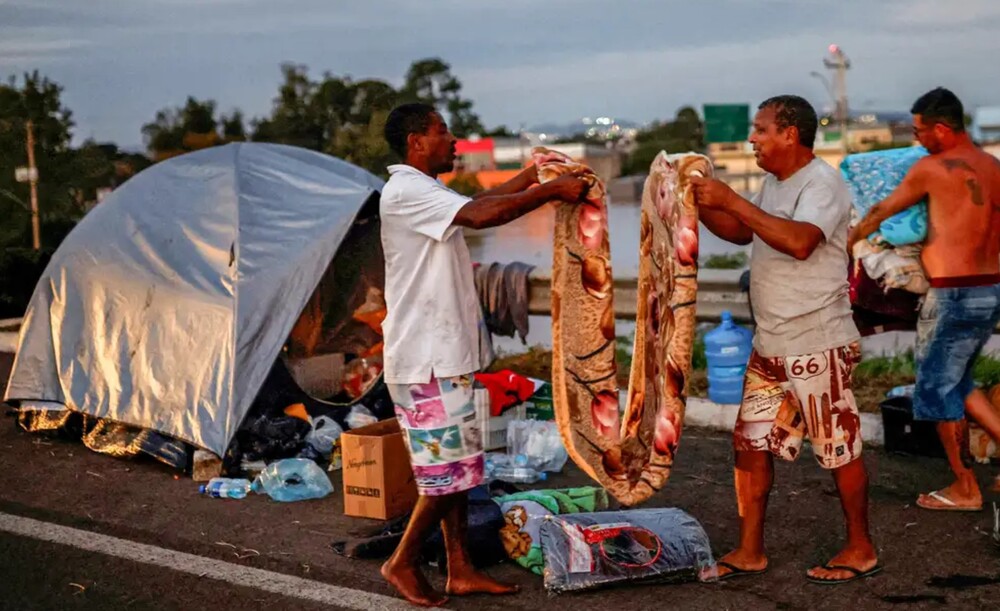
[331,410,718,593]
[200,458,334,502]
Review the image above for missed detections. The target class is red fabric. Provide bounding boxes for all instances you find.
[474,370,536,416]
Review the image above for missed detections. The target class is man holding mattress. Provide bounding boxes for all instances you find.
[691,95,879,585]
[850,87,1000,511]
[378,102,587,607]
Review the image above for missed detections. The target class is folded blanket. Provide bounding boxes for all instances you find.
[495,486,609,575]
[841,146,929,246]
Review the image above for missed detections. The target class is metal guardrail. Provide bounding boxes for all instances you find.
[527,268,752,323]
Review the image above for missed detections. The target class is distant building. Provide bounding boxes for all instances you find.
[972,106,1000,144]
[443,136,623,189]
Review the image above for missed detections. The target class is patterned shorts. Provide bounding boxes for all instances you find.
[733,343,863,470]
[386,373,485,496]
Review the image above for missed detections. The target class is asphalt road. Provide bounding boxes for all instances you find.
[1,352,999,610]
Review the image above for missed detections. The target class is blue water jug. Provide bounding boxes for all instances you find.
[704,311,753,405]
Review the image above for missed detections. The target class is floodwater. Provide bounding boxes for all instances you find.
[464,200,748,276]
[463,199,746,352]
[464,200,1000,358]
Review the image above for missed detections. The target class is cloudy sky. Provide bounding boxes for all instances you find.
[3,0,1000,149]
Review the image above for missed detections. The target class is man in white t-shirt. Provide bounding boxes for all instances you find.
[689,96,880,585]
[377,103,587,607]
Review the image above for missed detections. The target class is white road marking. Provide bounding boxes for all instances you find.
[0,511,437,610]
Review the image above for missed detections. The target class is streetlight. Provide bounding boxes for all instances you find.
[822,44,851,155]
[810,71,834,107]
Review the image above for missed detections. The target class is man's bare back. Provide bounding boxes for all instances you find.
[919,145,1000,279]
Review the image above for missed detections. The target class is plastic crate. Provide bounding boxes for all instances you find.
[475,386,526,451]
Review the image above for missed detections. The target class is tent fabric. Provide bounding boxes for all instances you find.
[4,143,384,456]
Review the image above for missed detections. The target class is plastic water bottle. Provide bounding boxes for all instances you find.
[704,310,753,405]
[485,452,526,482]
[492,465,547,485]
[200,478,251,499]
[251,458,334,502]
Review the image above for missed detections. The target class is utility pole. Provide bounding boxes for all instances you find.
[25,120,41,250]
[823,44,851,155]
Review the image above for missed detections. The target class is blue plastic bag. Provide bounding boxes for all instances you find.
[252,458,334,502]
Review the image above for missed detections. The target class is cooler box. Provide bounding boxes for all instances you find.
[879,396,945,458]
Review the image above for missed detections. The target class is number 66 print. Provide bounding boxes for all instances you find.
[788,355,828,380]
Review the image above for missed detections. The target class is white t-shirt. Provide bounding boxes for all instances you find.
[379,164,481,384]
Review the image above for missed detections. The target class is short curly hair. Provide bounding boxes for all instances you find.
[759,95,818,148]
[384,103,437,158]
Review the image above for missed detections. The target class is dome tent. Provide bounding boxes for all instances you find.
[4,142,387,458]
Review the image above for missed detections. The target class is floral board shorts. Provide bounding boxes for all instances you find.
[733,343,863,470]
[386,373,485,496]
[914,283,1000,422]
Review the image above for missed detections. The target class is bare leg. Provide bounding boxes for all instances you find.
[966,388,1000,441]
[381,495,453,607]
[716,450,772,577]
[917,419,983,507]
[442,492,519,596]
[806,458,879,580]
[965,389,1000,493]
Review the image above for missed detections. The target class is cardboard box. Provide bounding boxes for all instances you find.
[970,422,1000,464]
[340,418,418,520]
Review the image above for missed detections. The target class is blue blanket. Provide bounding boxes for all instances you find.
[840,146,929,246]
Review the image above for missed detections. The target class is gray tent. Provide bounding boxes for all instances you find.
[4,143,386,457]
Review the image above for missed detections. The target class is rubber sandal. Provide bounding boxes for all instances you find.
[806,563,883,585]
[717,560,768,581]
[916,490,983,512]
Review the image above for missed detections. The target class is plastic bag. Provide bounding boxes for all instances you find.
[506,419,568,473]
[538,508,716,593]
[253,458,334,502]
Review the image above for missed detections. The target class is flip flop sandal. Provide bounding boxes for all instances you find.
[806,563,883,585]
[717,560,768,581]
[916,490,983,512]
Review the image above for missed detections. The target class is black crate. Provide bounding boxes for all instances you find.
[879,396,946,458]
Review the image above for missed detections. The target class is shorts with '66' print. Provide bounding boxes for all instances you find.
[733,343,863,470]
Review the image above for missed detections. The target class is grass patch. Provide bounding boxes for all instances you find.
[702,252,748,270]
[489,341,1000,414]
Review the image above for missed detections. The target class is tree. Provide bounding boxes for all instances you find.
[142,96,239,160]
[251,64,325,150]
[251,65,399,176]
[220,110,246,142]
[0,71,83,248]
[401,58,483,138]
[623,106,705,175]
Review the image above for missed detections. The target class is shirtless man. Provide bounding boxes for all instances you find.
[849,87,1000,510]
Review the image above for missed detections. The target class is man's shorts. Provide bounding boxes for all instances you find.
[734,343,863,469]
[914,281,1000,422]
[387,373,485,496]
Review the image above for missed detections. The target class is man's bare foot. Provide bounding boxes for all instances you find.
[715,548,768,579]
[381,559,448,607]
[806,543,879,583]
[446,567,519,596]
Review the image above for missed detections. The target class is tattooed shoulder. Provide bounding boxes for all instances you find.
[942,158,975,173]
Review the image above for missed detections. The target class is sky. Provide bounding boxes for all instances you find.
[3,0,1000,150]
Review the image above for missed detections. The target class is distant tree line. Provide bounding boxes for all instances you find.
[0,59,716,315]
